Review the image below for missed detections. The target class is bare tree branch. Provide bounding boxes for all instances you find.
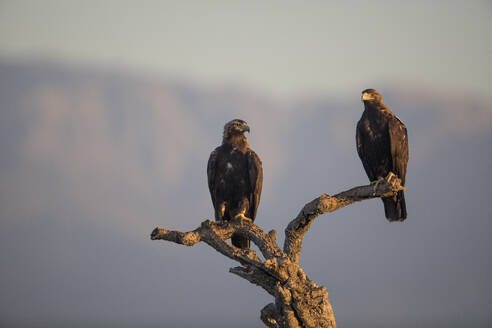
[229,266,278,296]
[150,173,404,328]
[283,174,405,264]
[152,220,265,270]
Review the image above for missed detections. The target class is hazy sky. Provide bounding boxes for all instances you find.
[0,0,491,96]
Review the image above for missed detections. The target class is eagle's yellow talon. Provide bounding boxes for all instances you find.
[385,172,396,183]
[234,213,252,223]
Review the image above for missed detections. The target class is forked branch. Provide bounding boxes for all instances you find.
[151,173,405,328]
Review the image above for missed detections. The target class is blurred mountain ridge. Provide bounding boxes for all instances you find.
[1,58,491,327]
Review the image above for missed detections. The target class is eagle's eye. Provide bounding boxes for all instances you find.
[229,123,242,132]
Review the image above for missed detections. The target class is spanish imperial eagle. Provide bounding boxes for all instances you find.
[207,119,263,248]
[356,89,408,221]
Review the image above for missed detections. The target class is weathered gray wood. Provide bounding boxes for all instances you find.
[151,173,405,328]
[284,172,406,264]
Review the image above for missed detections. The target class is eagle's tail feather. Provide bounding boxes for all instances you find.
[231,233,250,249]
[383,191,407,222]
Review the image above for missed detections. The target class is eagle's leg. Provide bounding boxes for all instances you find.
[215,202,226,222]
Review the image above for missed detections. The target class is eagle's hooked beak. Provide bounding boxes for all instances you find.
[242,125,250,133]
[362,92,373,101]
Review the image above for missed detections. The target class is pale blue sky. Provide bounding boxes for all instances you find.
[0,0,491,96]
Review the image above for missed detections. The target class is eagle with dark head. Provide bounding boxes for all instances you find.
[207,119,263,248]
[356,89,409,221]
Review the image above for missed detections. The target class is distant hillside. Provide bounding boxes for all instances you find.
[1,59,491,328]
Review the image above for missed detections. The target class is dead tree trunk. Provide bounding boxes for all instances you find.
[151,173,405,328]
